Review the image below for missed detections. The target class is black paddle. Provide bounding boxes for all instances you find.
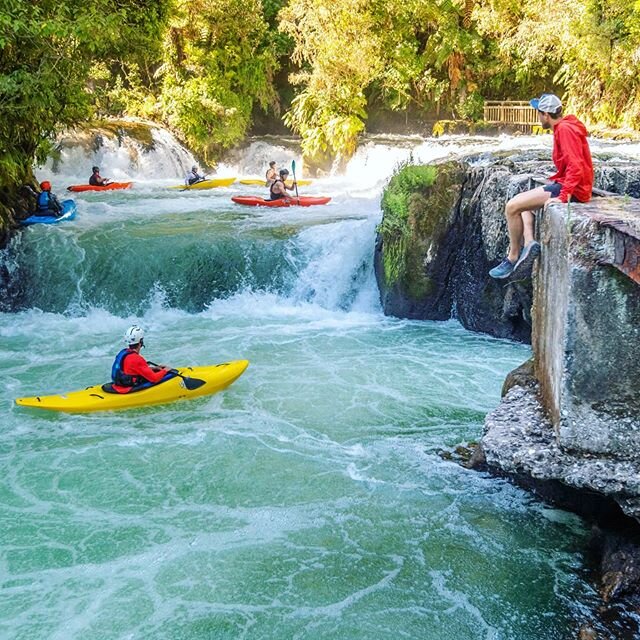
[147,361,206,390]
[291,160,300,201]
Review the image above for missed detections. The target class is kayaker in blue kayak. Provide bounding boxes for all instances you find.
[89,166,111,186]
[111,326,172,394]
[36,181,63,217]
[269,169,296,200]
[185,165,205,186]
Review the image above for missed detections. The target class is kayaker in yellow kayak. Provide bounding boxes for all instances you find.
[111,326,172,394]
[185,165,206,186]
[270,169,297,201]
[265,161,277,185]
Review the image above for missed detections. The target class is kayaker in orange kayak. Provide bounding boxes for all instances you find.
[269,169,297,200]
[89,166,111,186]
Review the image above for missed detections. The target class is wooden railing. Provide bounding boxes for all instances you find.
[483,101,541,131]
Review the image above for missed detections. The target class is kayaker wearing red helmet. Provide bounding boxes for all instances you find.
[36,181,63,217]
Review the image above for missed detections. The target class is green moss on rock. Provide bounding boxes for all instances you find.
[377,161,464,301]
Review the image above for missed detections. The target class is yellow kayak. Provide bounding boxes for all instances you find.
[15,360,249,413]
[169,177,236,190]
[239,178,312,187]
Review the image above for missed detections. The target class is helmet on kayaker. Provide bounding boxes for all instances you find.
[40,181,51,191]
[191,165,198,171]
[279,169,289,177]
[124,325,145,346]
[92,166,99,173]
[269,161,276,167]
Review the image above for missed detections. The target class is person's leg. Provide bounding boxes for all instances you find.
[504,187,551,262]
[522,210,535,246]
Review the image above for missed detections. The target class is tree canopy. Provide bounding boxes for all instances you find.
[1,0,639,185]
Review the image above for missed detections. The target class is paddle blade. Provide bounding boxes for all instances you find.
[291,160,296,175]
[168,367,207,391]
[182,376,206,391]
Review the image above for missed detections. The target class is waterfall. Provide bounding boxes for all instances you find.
[39,120,200,183]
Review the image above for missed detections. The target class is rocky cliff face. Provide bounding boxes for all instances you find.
[377,152,640,627]
[374,151,640,343]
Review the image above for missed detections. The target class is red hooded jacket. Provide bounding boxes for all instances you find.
[548,115,593,203]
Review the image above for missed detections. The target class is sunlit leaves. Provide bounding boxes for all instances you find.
[0,0,169,190]
[157,0,279,158]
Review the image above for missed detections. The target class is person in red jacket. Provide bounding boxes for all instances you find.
[111,325,172,393]
[489,93,593,279]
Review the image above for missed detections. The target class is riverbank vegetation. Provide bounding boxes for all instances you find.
[1,0,639,194]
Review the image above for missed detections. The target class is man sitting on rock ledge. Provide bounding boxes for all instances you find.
[489,93,594,279]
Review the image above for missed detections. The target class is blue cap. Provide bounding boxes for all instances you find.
[530,94,562,112]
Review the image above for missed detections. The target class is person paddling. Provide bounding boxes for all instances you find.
[269,169,297,201]
[185,165,205,186]
[489,93,593,279]
[111,326,172,394]
[89,166,111,186]
[265,161,278,186]
[36,181,63,217]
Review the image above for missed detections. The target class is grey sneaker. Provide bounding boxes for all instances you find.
[512,241,541,277]
[489,257,516,279]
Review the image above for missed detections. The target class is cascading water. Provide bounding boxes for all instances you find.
[4,125,639,639]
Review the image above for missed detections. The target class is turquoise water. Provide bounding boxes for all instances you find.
[0,160,599,639]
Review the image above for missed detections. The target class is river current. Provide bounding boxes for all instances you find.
[2,131,638,639]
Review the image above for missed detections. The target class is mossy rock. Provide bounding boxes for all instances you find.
[378,161,465,301]
[56,119,157,156]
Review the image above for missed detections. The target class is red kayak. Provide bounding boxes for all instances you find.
[67,182,133,192]
[231,196,331,207]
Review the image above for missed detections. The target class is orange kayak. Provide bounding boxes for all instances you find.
[232,196,331,207]
[67,182,133,192]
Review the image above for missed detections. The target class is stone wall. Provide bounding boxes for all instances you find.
[533,198,640,456]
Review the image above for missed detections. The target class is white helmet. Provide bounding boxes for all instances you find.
[123,325,145,346]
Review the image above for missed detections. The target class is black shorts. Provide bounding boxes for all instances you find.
[543,182,581,202]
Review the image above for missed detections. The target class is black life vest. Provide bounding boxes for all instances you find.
[111,348,141,387]
[270,178,285,200]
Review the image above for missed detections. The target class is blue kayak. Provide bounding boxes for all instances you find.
[20,199,77,226]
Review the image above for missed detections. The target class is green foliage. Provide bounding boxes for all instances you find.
[155,0,279,160]
[0,0,169,197]
[280,0,512,161]
[457,92,485,121]
[279,0,381,162]
[3,0,640,206]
